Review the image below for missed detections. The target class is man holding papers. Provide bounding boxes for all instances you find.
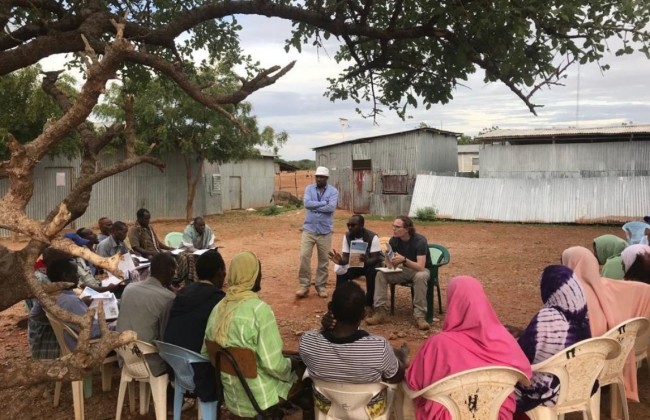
[181,217,215,251]
[328,215,383,311]
[366,215,432,330]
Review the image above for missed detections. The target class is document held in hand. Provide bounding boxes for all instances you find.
[349,240,368,268]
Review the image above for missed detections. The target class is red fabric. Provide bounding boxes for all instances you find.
[34,258,46,270]
[405,276,532,420]
[562,246,650,401]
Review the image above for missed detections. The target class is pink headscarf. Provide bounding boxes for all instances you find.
[621,244,650,273]
[405,276,532,420]
[562,246,650,401]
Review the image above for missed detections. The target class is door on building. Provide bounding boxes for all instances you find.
[229,176,242,210]
[46,167,75,226]
[352,160,372,213]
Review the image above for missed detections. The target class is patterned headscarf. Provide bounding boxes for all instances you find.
[516,265,590,411]
[211,251,260,345]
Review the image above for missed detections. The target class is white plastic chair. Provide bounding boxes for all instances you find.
[401,366,530,420]
[310,376,400,420]
[635,323,650,376]
[115,340,169,420]
[622,222,650,245]
[45,311,118,420]
[594,317,650,420]
[525,337,621,420]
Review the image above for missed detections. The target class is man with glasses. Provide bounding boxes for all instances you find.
[366,215,432,330]
[296,166,338,299]
[328,214,383,312]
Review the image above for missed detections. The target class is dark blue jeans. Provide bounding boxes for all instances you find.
[335,265,378,307]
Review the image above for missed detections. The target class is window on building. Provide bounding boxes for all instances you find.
[382,175,408,194]
[472,157,480,165]
[352,159,372,170]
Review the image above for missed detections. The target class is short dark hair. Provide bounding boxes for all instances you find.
[150,252,176,279]
[46,258,77,282]
[350,214,365,226]
[136,208,150,218]
[112,221,127,232]
[624,255,650,284]
[396,215,416,236]
[196,249,225,280]
[42,247,73,266]
[330,281,366,325]
[193,216,204,224]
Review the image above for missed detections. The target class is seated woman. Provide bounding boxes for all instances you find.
[593,234,627,279]
[561,246,650,401]
[405,276,532,420]
[621,244,650,284]
[515,265,590,414]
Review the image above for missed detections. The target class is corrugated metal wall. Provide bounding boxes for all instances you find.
[480,142,650,178]
[315,131,458,216]
[0,153,275,237]
[209,157,276,211]
[410,175,650,223]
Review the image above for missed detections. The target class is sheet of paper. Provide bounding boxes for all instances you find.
[375,267,403,273]
[89,292,119,319]
[118,253,136,277]
[348,240,368,268]
[193,249,210,256]
[101,275,123,287]
[170,248,184,255]
[133,255,149,263]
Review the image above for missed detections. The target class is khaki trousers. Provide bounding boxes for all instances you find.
[373,267,430,319]
[298,230,332,290]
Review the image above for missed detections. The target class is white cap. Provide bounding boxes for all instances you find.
[315,166,330,177]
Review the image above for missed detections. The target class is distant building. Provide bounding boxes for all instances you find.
[477,125,650,179]
[313,128,460,216]
[0,151,276,236]
[457,144,480,173]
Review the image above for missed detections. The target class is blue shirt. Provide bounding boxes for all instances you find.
[303,183,338,235]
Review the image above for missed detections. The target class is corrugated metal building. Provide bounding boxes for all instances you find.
[313,128,459,216]
[478,125,650,179]
[457,144,480,173]
[0,151,275,236]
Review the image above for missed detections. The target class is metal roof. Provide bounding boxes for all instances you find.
[478,125,650,141]
[313,127,461,150]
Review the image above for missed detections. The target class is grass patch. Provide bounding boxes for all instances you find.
[259,204,302,216]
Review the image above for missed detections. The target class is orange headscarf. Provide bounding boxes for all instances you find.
[562,246,650,401]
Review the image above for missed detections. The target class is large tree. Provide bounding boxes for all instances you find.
[0,0,647,388]
[96,69,288,221]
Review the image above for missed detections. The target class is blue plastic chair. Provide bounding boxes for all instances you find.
[153,341,218,420]
[622,221,650,245]
[165,232,184,248]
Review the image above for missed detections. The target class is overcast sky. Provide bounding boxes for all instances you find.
[39,15,650,161]
[233,15,650,161]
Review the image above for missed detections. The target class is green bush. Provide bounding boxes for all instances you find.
[415,206,438,221]
[260,205,282,216]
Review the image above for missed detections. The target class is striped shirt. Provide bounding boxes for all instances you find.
[299,329,399,383]
[202,298,296,417]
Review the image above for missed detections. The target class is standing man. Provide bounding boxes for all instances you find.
[296,166,338,299]
[328,214,383,311]
[366,215,432,330]
[128,208,173,259]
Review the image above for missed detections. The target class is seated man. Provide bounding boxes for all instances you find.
[299,282,406,416]
[328,214,383,311]
[63,232,119,293]
[97,217,113,243]
[96,221,130,257]
[163,250,226,402]
[203,251,306,418]
[117,252,176,375]
[181,216,215,251]
[366,215,432,330]
[127,208,173,259]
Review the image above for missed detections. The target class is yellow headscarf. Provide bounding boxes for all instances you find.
[212,251,260,345]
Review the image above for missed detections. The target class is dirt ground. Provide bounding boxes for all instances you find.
[0,203,648,418]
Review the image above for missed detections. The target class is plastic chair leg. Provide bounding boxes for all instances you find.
[589,388,601,420]
[71,380,85,420]
[53,381,61,407]
[128,381,136,413]
[101,361,113,391]
[526,406,556,420]
[149,374,169,420]
[173,381,184,420]
[139,381,150,415]
[198,400,219,420]
[389,284,396,315]
[611,381,628,420]
[115,376,130,420]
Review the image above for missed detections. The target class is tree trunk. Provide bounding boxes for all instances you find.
[184,154,204,222]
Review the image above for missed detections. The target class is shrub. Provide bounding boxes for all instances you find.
[260,205,282,216]
[415,206,438,221]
